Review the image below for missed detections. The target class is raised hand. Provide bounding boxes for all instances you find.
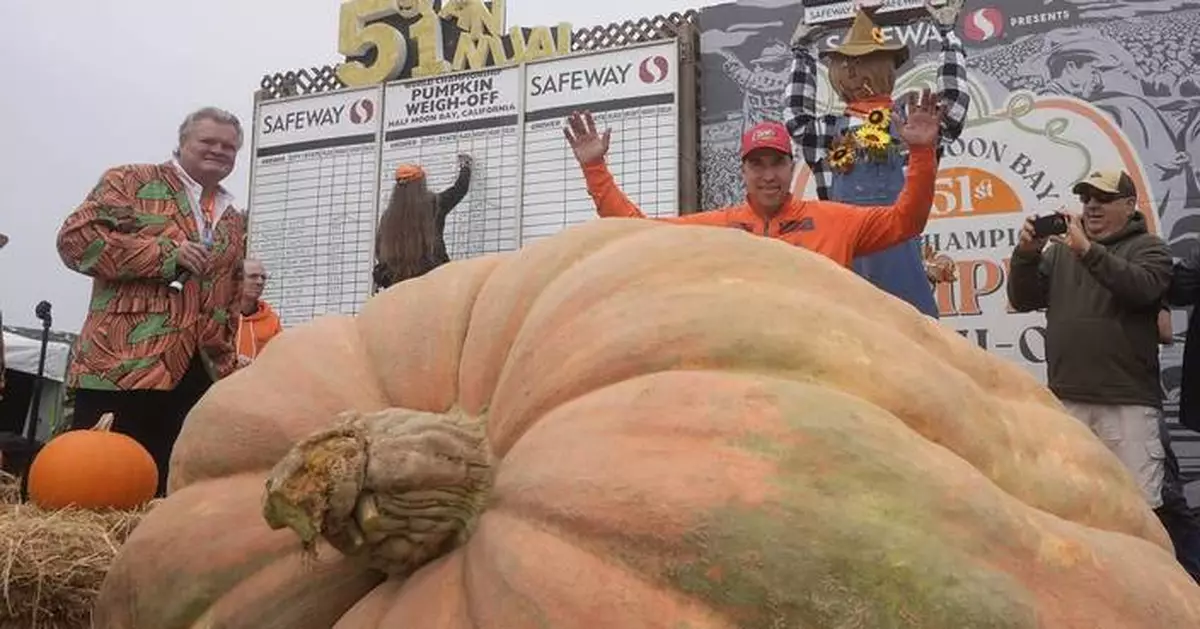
[1050,212,1092,257]
[563,110,611,166]
[790,19,825,49]
[1016,215,1048,256]
[898,88,944,148]
[925,0,964,28]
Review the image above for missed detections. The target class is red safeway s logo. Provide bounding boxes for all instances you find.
[638,55,670,84]
[962,7,1003,42]
[349,98,375,124]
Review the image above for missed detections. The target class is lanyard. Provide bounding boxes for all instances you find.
[199,191,216,247]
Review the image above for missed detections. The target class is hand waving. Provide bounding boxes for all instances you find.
[898,88,944,148]
[563,111,611,166]
[925,0,964,29]
[790,19,825,49]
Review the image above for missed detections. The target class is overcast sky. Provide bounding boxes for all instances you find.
[0,0,715,332]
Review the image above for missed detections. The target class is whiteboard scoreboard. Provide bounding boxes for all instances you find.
[248,86,383,326]
[521,43,679,243]
[247,40,680,327]
[381,67,523,260]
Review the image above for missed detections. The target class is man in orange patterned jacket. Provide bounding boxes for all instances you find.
[57,107,247,496]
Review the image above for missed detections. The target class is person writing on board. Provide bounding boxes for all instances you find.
[373,153,474,290]
[562,91,941,273]
[55,106,247,497]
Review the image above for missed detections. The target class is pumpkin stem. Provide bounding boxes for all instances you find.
[93,412,117,432]
[262,408,493,578]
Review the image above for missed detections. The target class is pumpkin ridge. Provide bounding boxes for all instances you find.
[264,407,494,579]
[464,508,726,627]
[457,218,664,418]
[481,269,1156,543]
[480,257,922,457]
[360,254,509,412]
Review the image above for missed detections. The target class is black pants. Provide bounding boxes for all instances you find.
[71,355,212,497]
[1156,419,1200,584]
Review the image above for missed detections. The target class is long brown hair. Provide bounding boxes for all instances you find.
[375,176,438,284]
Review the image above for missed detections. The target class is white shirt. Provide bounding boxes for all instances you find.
[170,159,236,246]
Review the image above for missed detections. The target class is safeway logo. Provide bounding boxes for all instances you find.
[349,98,375,125]
[962,7,1003,42]
[638,55,670,84]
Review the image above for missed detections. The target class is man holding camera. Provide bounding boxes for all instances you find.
[1008,170,1172,512]
[56,107,246,496]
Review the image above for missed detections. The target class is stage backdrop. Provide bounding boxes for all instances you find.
[698,0,1200,493]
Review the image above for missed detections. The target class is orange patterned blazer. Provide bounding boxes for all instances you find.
[57,162,246,391]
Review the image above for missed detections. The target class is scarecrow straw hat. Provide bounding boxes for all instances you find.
[821,8,910,68]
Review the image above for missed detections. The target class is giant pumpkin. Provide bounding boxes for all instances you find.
[94,219,1200,628]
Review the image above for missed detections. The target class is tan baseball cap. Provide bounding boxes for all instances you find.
[1072,170,1137,198]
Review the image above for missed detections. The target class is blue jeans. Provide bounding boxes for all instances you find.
[828,120,938,318]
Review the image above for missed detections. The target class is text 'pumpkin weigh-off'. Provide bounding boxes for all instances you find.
[95,219,1200,628]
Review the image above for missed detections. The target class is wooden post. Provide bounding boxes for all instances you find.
[676,20,700,215]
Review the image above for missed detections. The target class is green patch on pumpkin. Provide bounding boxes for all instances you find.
[665,381,1040,629]
[144,544,300,628]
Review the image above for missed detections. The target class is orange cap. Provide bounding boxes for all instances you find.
[394,164,426,183]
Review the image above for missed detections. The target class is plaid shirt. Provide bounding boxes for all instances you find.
[784,27,970,201]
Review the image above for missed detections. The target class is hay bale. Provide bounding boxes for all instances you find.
[0,472,17,506]
[0,471,155,629]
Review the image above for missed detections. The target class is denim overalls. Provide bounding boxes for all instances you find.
[829,111,939,318]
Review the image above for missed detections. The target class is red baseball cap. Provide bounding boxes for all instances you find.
[740,121,793,159]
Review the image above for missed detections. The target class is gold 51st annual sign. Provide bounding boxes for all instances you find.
[337,0,572,86]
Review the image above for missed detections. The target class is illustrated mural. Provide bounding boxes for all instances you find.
[699,0,1200,495]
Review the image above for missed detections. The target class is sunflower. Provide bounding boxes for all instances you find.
[854,126,892,153]
[871,27,887,45]
[829,145,856,172]
[865,107,891,129]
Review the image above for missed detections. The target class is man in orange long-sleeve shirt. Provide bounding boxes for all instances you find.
[563,89,942,271]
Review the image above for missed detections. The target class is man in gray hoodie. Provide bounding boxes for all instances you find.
[1008,170,1172,510]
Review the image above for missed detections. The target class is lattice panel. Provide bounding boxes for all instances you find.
[572,10,697,51]
[257,10,699,100]
[257,66,346,101]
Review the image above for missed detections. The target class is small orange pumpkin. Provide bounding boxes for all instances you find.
[28,412,158,510]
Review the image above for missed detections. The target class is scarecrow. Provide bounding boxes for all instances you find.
[785,1,969,318]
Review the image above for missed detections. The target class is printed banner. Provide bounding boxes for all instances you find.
[524,41,677,112]
[256,87,382,150]
[383,67,521,130]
